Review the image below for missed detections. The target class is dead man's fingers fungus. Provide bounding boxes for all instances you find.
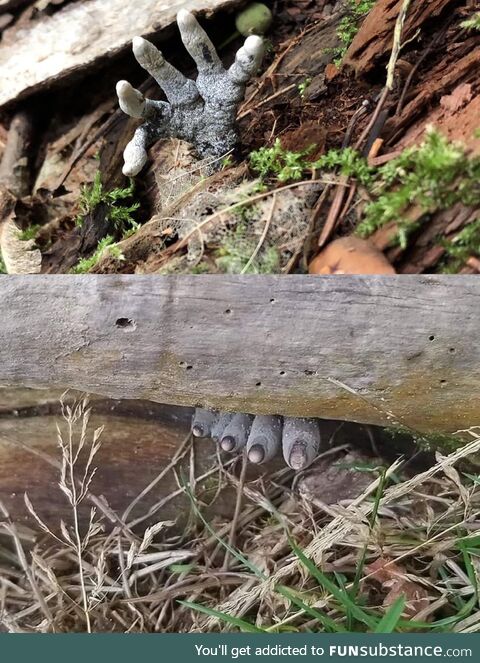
[117,10,265,177]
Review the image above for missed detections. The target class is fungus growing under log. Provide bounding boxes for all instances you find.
[117,10,265,176]
[192,408,322,471]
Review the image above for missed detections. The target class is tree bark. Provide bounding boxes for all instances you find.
[0,275,478,433]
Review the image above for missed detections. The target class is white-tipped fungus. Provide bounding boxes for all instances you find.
[117,10,265,177]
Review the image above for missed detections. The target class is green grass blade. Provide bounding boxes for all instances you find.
[289,538,376,629]
[275,585,346,633]
[374,596,406,633]
[182,478,266,580]
[178,600,265,633]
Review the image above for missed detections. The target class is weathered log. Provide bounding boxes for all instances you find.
[0,276,479,434]
[0,0,245,108]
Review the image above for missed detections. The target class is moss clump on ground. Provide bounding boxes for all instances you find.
[215,222,280,274]
[440,219,480,273]
[250,129,480,267]
[76,171,140,233]
[331,0,377,65]
[70,236,123,274]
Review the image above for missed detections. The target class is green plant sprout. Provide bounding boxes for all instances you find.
[298,77,312,99]
[461,13,480,31]
[331,0,376,65]
[70,236,124,274]
[76,171,140,233]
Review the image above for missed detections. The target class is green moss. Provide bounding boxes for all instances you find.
[249,139,316,182]
[70,236,124,274]
[215,222,279,274]
[17,224,41,242]
[330,0,376,65]
[461,12,480,31]
[76,171,140,234]
[0,251,6,274]
[252,129,480,268]
[357,130,480,250]
[386,426,466,455]
[440,219,480,273]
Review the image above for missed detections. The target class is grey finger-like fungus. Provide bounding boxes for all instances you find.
[117,10,265,177]
[191,408,217,438]
[210,412,234,443]
[220,413,254,452]
[247,415,282,464]
[282,417,321,471]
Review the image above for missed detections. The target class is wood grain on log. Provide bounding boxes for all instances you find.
[0,0,245,108]
[0,276,478,433]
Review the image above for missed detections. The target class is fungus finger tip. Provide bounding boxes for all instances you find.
[177,9,196,29]
[244,35,264,56]
[220,436,236,452]
[248,444,265,464]
[288,441,309,471]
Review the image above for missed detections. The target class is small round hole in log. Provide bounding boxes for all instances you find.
[429,335,435,341]
[116,318,136,331]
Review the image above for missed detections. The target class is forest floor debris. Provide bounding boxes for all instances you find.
[1,0,480,275]
[1,397,480,632]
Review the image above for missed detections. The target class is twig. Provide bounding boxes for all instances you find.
[0,434,136,542]
[0,110,33,198]
[121,432,192,523]
[222,453,248,571]
[0,502,55,630]
[241,192,277,273]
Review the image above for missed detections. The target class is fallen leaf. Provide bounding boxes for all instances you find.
[309,236,396,274]
[366,557,430,619]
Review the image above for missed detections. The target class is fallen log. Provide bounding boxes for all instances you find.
[0,275,479,434]
[0,0,245,108]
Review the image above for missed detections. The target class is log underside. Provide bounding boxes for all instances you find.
[0,276,479,434]
[0,390,402,529]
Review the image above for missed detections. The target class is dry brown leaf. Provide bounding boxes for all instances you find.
[309,236,396,274]
[366,557,430,619]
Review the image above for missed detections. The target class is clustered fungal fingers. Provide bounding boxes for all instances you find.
[191,408,217,438]
[220,413,254,452]
[192,409,322,471]
[117,10,265,176]
[282,417,321,471]
[247,415,282,464]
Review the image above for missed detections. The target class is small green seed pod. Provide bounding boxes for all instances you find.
[191,408,217,438]
[236,3,273,37]
[220,413,254,452]
[247,414,282,464]
[282,417,321,470]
